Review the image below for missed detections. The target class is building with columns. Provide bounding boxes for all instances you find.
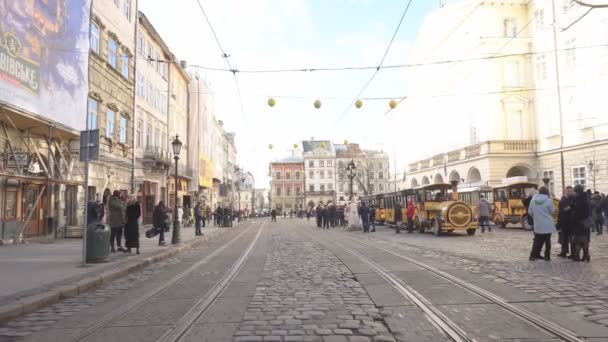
[399,0,608,197]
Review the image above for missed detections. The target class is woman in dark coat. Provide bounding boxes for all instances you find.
[153,201,169,246]
[124,195,141,254]
[571,185,591,262]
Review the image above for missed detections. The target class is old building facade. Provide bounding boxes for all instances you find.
[302,141,336,206]
[270,156,305,213]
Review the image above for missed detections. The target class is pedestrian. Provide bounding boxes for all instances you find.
[591,192,603,235]
[177,205,183,228]
[322,205,329,230]
[194,202,203,236]
[369,205,376,232]
[528,186,556,261]
[557,186,576,258]
[329,204,337,227]
[87,198,105,225]
[360,202,370,233]
[406,199,415,233]
[271,208,277,222]
[204,205,210,228]
[601,194,608,234]
[522,192,534,230]
[153,201,169,246]
[394,201,403,233]
[108,190,126,253]
[315,204,322,228]
[124,195,141,254]
[571,184,592,262]
[477,194,492,233]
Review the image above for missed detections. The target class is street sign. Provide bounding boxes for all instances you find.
[79,129,100,161]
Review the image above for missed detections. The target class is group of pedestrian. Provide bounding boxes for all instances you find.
[107,190,141,254]
[390,200,415,233]
[528,185,596,262]
[314,203,349,229]
[213,206,235,227]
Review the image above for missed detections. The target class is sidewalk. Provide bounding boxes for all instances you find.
[0,223,231,322]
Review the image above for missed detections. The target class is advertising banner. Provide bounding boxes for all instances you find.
[0,0,91,130]
[199,155,213,188]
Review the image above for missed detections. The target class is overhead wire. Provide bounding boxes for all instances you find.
[330,0,415,129]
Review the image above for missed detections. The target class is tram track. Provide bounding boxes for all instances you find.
[342,234,587,342]
[295,222,587,341]
[64,220,264,342]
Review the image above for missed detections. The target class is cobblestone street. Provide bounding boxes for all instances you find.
[2,219,608,341]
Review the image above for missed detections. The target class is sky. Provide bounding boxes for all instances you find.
[139,0,440,188]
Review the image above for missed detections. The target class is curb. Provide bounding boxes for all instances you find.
[0,227,231,323]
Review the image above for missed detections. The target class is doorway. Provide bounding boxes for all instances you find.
[23,184,44,237]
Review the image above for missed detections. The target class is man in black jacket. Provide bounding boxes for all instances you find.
[315,204,323,228]
[394,201,403,233]
[557,186,575,258]
[572,185,591,261]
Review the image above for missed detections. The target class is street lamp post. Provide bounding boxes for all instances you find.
[247,172,255,217]
[171,135,182,245]
[347,159,356,201]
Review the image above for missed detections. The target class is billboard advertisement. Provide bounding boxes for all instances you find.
[199,155,213,188]
[0,0,91,131]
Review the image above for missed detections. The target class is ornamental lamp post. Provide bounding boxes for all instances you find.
[171,135,182,245]
[347,159,356,201]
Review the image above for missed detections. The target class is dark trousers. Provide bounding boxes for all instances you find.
[316,217,322,228]
[323,217,329,229]
[110,226,123,249]
[202,217,206,227]
[559,230,572,255]
[158,226,165,244]
[362,218,370,232]
[395,220,402,233]
[407,218,414,232]
[271,216,277,222]
[479,216,491,232]
[572,238,590,260]
[195,217,202,235]
[370,217,376,232]
[530,233,551,258]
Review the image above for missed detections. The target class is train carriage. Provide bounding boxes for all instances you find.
[413,184,478,236]
[451,185,494,219]
[492,182,558,229]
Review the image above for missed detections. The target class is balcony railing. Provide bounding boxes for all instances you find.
[306,191,336,196]
[142,146,172,166]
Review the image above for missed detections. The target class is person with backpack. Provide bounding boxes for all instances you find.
[153,201,169,246]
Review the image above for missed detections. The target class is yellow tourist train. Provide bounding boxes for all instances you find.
[361,183,478,236]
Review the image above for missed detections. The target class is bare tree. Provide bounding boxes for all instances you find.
[563,1,608,31]
[337,159,373,197]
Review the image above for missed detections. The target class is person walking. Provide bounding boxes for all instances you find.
[108,190,126,253]
[591,192,603,235]
[369,205,376,232]
[477,194,492,233]
[394,201,403,233]
[315,204,323,228]
[601,194,608,234]
[124,195,141,254]
[557,186,576,258]
[360,202,370,233]
[406,199,415,233]
[153,201,169,246]
[204,205,211,228]
[194,202,203,236]
[528,187,556,261]
[572,185,591,262]
[322,205,330,230]
[271,208,277,222]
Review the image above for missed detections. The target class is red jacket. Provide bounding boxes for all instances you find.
[406,200,415,219]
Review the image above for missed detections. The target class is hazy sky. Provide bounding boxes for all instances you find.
[139,0,439,187]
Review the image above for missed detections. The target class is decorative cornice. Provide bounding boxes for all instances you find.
[121,46,133,57]
[89,91,103,102]
[91,15,105,29]
[107,102,119,112]
[107,31,121,45]
[120,110,131,119]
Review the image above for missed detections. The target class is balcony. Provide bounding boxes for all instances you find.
[306,191,336,196]
[141,145,172,169]
[408,163,418,172]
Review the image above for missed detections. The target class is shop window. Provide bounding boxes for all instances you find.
[4,188,17,219]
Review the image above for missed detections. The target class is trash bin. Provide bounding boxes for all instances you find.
[86,221,110,263]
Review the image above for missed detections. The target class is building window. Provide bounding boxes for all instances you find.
[328,184,333,191]
[320,184,325,192]
[535,9,545,31]
[286,171,291,180]
[328,170,333,179]
[276,187,282,196]
[378,171,384,179]
[572,166,586,187]
[503,18,518,37]
[295,171,301,180]
[276,172,281,180]
[309,185,314,192]
[295,187,300,195]
[309,170,314,179]
[379,183,384,192]
[108,38,117,69]
[154,127,159,147]
[286,187,291,196]
[339,183,344,192]
[370,184,375,192]
[121,52,129,79]
[536,55,547,81]
[327,160,332,167]
[320,171,325,179]
[4,188,17,219]
[106,110,115,138]
[319,160,324,167]
[123,0,131,20]
[113,0,119,6]
[146,122,151,146]
[377,162,382,169]
[543,170,555,196]
[119,115,128,144]
[90,23,99,53]
[369,172,375,180]
[136,119,143,148]
[87,98,98,129]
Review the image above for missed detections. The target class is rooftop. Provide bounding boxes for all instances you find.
[302,140,334,153]
[271,155,304,164]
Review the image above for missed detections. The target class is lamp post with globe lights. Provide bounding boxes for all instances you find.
[171,135,182,245]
